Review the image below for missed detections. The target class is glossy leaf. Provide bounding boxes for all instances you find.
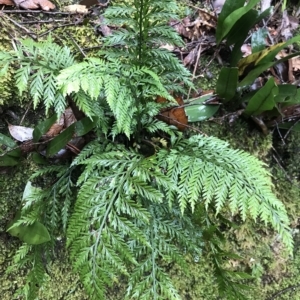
[46,123,75,156]
[216,0,260,45]
[226,9,258,46]
[244,78,278,116]
[0,133,17,148]
[216,0,245,44]
[75,117,96,136]
[0,134,21,166]
[184,95,219,122]
[238,52,300,87]
[229,8,271,67]
[237,43,285,76]
[258,35,300,65]
[33,114,57,142]
[274,85,297,103]
[216,67,238,102]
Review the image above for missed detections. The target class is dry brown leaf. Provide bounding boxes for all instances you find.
[46,115,64,137]
[183,47,198,66]
[0,0,14,5]
[13,0,55,11]
[64,107,77,128]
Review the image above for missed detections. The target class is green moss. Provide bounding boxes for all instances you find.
[38,259,88,299]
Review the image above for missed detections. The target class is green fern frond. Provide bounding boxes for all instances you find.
[157,134,293,252]
[0,37,75,116]
[9,245,48,300]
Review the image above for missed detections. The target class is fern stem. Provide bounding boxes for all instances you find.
[137,0,144,67]
[150,214,157,300]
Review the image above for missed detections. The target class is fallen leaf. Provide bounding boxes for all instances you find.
[64,4,88,14]
[8,124,34,142]
[241,44,252,57]
[45,114,64,137]
[156,96,188,131]
[13,0,55,11]
[0,0,14,5]
[64,107,77,128]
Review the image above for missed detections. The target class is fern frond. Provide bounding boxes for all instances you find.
[10,245,48,300]
[157,134,293,252]
[0,37,75,116]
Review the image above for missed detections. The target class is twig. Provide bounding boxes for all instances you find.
[1,10,80,15]
[0,12,37,39]
[39,22,81,37]
[156,113,207,136]
[194,47,221,79]
[187,44,202,99]
[274,122,286,145]
[283,119,300,140]
[266,283,300,300]
[67,31,87,57]
[19,100,32,125]
[271,147,295,185]
[20,19,67,24]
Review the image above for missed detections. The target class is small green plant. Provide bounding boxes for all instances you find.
[0,0,294,299]
[215,0,300,120]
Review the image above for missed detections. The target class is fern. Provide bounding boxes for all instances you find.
[2,0,294,299]
[157,135,293,251]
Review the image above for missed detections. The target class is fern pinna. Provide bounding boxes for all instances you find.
[1,0,293,299]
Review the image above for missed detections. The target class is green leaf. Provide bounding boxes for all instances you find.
[32,152,48,165]
[238,51,300,87]
[244,77,278,115]
[75,117,96,136]
[0,133,17,148]
[33,114,57,142]
[274,84,297,103]
[216,0,260,45]
[258,35,300,65]
[46,123,75,156]
[7,219,51,245]
[22,181,41,201]
[0,154,20,166]
[282,88,300,106]
[279,122,300,132]
[226,9,258,46]
[216,67,238,102]
[0,134,21,165]
[217,0,245,43]
[238,62,273,87]
[184,95,219,122]
[227,6,272,65]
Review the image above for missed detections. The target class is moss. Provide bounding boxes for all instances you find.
[171,256,219,299]
[38,259,88,299]
[0,32,15,106]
